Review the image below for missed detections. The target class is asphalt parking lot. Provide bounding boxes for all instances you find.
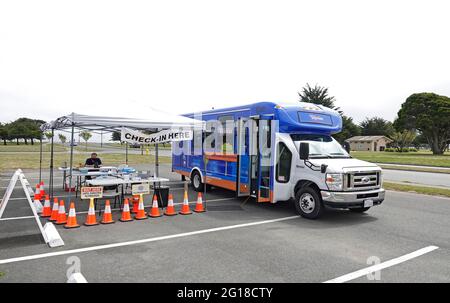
[0,167,449,283]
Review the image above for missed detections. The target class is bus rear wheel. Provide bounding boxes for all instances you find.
[191,171,204,192]
[294,187,324,219]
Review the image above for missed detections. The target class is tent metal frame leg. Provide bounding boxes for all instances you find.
[39,138,42,182]
[67,123,75,204]
[155,143,159,177]
[49,128,54,200]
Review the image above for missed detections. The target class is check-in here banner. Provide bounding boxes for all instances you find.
[121,127,193,145]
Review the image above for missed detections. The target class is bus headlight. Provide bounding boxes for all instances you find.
[326,173,343,191]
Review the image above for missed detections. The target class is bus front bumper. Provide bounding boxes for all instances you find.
[320,188,385,209]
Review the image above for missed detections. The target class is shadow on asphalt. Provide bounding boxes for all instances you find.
[205,187,379,228]
[0,233,45,249]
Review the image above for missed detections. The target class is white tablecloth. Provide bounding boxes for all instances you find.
[85,177,169,186]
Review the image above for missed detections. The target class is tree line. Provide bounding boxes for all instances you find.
[0,118,95,149]
[299,84,450,155]
[1,89,449,155]
[0,118,46,145]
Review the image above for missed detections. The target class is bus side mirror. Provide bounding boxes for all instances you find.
[344,142,350,153]
[299,142,309,160]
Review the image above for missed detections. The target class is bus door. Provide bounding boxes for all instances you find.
[236,116,274,202]
[257,117,274,202]
[236,117,252,197]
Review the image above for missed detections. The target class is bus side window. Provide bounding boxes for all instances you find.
[193,129,203,154]
[218,115,235,154]
[203,133,215,148]
[202,120,217,152]
[276,142,292,183]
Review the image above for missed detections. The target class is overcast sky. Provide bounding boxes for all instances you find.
[1,0,449,126]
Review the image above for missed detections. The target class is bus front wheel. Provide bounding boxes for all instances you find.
[191,171,204,192]
[294,187,324,219]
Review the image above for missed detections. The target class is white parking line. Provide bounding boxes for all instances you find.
[0,184,64,189]
[0,215,299,265]
[2,194,70,202]
[0,197,235,221]
[67,272,88,283]
[323,246,439,283]
[0,177,42,181]
[0,215,36,221]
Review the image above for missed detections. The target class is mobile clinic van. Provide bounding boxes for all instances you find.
[172,101,385,219]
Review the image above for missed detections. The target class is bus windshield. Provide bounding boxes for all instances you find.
[291,134,350,159]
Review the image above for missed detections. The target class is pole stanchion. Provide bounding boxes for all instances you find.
[155,143,159,177]
[50,128,54,200]
[39,138,42,183]
[203,155,207,210]
[67,122,75,204]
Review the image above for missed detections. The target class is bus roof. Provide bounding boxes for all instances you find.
[184,101,342,135]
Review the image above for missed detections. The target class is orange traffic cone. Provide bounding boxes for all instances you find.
[100,200,115,224]
[119,198,133,222]
[131,195,140,214]
[33,194,43,214]
[84,199,99,226]
[40,195,52,217]
[179,190,192,215]
[55,200,67,225]
[194,192,206,213]
[39,181,46,197]
[49,197,59,221]
[64,202,80,229]
[164,194,177,216]
[149,195,162,218]
[135,197,148,220]
[34,184,41,201]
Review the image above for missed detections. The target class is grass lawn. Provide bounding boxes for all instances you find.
[72,142,172,151]
[351,151,450,168]
[0,141,172,154]
[0,142,66,152]
[384,182,450,198]
[379,164,450,174]
[0,152,171,171]
[74,145,107,152]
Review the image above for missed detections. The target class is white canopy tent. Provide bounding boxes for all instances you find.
[40,111,204,202]
[41,111,203,132]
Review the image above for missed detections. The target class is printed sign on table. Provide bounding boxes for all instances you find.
[81,187,103,199]
[132,183,150,195]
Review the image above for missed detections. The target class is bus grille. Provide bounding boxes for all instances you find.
[344,171,380,191]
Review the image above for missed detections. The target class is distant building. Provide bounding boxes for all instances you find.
[345,135,393,152]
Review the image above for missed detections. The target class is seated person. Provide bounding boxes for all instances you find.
[85,152,102,168]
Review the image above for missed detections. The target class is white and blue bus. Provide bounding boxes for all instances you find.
[172,101,385,219]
